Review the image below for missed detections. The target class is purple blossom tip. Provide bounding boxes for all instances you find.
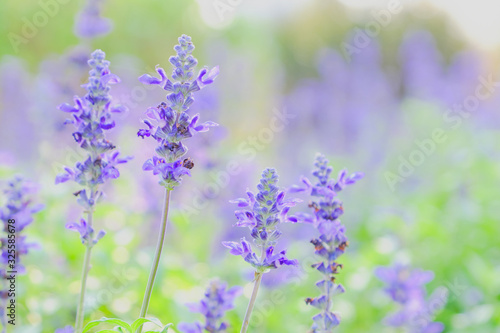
[224,168,299,272]
[56,49,130,200]
[137,35,219,189]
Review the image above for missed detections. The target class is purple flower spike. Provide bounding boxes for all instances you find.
[376,264,447,333]
[294,154,362,332]
[0,176,43,291]
[56,50,131,208]
[138,35,219,189]
[223,168,300,273]
[56,50,130,247]
[178,280,242,333]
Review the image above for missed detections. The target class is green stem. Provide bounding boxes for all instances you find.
[240,271,263,333]
[75,209,94,333]
[241,244,267,333]
[136,189,171,333]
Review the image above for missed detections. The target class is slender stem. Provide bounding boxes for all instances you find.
[240,271,263,333]
[241,244,267,333]
[75,209,94,333]
[136,189,171,333]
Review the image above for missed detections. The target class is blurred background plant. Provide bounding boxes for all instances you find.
[0,0,499,332]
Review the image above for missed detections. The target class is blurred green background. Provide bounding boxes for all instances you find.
[0,0,499,332]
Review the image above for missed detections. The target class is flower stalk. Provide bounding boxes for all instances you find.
[56,49,130,332]
[136,189,171,333]
[223,168,300,332]
[290,154,363,332]
[75,210,93,332]
[240,271,263,333]
[135,34,219,327]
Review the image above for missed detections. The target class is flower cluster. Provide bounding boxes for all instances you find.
[375,264,446,333]
[56,49,130,244]
[0,176,43,330]
[223,168,299,273]
[0,176,42,296]
[74,0,113,39]
[291,154,362,332]
[178,280,242,333]
[137,34,219,189]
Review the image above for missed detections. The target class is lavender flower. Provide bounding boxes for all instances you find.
[56,49,130,244]
[178,280,242,333]
[74,0,113,39]
[137,34,219,190]
[0,176,42,329]
[135,35,219,331]
[55,49,129,332]
[375,264,446,333]
[223,168,300,272]
[290,154,362,332]
[223,168,299,333]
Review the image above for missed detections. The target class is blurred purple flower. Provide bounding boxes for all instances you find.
[138,35,219,189]
[74,0,113,39]
[178,280,242,333]
[292,154,362,332]
[400,31,444,101]
[283,35,398,167]
[375,264,446,333]
[0,176,42,310]
[55,326,74,333]
[0,57,37,162]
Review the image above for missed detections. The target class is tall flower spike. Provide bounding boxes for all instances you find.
[135,35,219,333]
[56,49,130,244]
[137,34,219,190]
[0,176,43,329]
[223,168,300,333]
[291,154,362,332]
[375,264,446,333]
[55,49,130,332]
[178,280,242,333]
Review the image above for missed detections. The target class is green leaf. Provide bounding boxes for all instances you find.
[142,323,173,333]
[159,323,174,333]
[82,317,132,333]
[131,318,161,331]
